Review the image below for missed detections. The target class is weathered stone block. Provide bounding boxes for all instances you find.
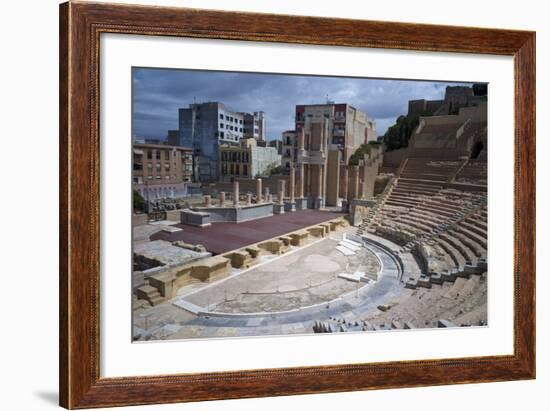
[279,236,292,246]
[245,245,261,258]
[190,256,230,282]
[180,209,211,227]
[289,231,309,246]
[229,250,252,268]
[258,240,285,255]
[307,226,325,238]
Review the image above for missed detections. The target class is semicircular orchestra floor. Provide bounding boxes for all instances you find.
[133,228,408,340]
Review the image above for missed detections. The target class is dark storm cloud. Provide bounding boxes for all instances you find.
[132,67,471,140]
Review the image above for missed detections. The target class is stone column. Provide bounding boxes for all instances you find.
[219,192,225,207]
[314,164,324,209]
[273,180,285,214]
[233,181,239,206]
[358,178,365,199]
[340,166,350,212]
[204,195,211,207]
[256,178,262,203]
[264,187,270,202]
[289,167,296,203]
[352,166,360,200]
[279,180,286,205]
[298,163,305,198]
[298,127,305,151]
[317,164,323,199]
[362,156,370,198]
[246,193,252,206]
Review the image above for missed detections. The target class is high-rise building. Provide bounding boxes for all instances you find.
[241,111,266,142]
[177,102,266,181]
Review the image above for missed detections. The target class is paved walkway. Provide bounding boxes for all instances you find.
[150,209,345,254]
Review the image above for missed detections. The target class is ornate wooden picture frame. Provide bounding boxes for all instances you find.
[59,1,535,408]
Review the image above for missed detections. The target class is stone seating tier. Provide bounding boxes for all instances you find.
[455,223,487,245]
[439,232,477,263]
[435,238,466,268]
[448,229,485,257]
[395,182,442,191]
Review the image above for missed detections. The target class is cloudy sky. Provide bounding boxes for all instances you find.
[132,67,472,141]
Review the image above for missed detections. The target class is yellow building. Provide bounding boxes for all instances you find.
[219,138,281,181]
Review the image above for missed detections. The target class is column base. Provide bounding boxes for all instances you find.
[314,197,324,209]
[284,201,296,212]
[273,203,286,214]
[295,198,308,210]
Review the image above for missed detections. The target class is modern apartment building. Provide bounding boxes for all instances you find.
[241,111,266,142]
[176,102,266,181]
[132,143,193,199]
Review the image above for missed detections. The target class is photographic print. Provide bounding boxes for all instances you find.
[131,68,488,342]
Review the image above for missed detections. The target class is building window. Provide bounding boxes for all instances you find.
[243,164,248,176]
[220,132,224,138]
[164,151,169,160]
[230,164,234,174]
[155,151,161,160]
[220,123,224,128]
[220,114,223,119]
[239,128,243,132]
[147,150,152,160]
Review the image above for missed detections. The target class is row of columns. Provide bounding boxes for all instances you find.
[202,178,278,208]
[202,161,369,209]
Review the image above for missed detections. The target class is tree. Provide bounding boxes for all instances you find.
[383,115,420,151]
[268,165,283,176]
[133,189,147,213]
[348,141,380,166]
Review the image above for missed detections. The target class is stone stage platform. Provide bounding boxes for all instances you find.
[150,209,345,254]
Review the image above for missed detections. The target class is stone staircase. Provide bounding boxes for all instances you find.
[136,284,165,306]
[356,173,401,236]
[449,158,469,182]
[357,158,410,236]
